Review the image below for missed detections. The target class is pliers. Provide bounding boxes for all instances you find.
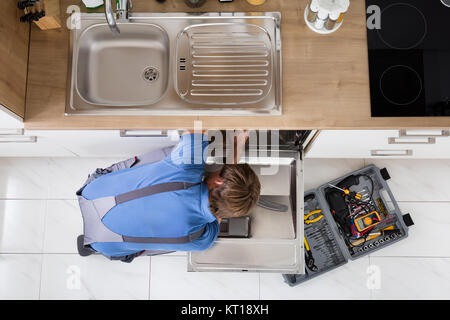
[304,209,324,225]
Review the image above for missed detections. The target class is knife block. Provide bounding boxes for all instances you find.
[23,0,61,30]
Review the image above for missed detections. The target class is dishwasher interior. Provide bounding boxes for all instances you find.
[187,130,306,273]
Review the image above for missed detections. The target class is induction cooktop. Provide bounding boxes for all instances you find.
[366,0,450,117]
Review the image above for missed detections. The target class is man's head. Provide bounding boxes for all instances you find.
[206,164,261,220]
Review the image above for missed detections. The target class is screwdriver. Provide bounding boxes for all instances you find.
[328,183,363,200]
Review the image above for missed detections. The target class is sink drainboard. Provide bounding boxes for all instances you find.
[176,23,273,106]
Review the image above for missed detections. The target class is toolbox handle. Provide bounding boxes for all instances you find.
[402,213,414,227]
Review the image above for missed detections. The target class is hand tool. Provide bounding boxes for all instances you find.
[304,237,318,272]
[358,187,371,202]
[326,189,351,234]
[376,198,389,216]
[336,174,361,190]
[304,209,324,225]
[349,226,396,247]
[328,183,363,200]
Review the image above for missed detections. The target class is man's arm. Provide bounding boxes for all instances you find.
[181,129,249,164]
[233,130,250,164]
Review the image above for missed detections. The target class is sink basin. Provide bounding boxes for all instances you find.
[66,12,282,116]
[76,23,169,106]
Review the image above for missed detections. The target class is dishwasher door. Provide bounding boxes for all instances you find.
[187,147,304,274]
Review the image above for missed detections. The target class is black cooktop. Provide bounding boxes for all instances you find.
[366,0,450,117]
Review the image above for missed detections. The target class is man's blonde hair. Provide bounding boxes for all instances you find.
[208,164,261,219]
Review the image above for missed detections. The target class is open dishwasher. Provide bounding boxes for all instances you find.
[188,131,310,274]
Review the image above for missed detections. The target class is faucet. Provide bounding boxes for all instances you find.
[104,0,132,34]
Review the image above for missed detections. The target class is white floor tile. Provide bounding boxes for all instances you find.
[47,157,122,199]
[369,202,450,257]
[0,158,49,199]
[370,257,450,300]
[365,159,450,202]
[304,158,365,191]
[43,200,83,253]
[150,256,259,300]
[260,257,371,300]
[0,200,46,253]
[40,254,150,300]
[159,251,187,257]
[0,254,42,300]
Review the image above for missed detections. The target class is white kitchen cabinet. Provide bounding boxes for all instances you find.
[306,129,450,159]
[0,134,75,157]
[0,108,73,157]
[28,130,180,158]
[0,129,180,158]
[0,106,24,129]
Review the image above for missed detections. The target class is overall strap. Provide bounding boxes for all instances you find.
[122,227,205,244]
[115,181,205,244]
[115,182,199,205]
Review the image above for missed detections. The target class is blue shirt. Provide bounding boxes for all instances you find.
[82,133,219,257]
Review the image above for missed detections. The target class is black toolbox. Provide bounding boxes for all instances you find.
[284,164,414,286]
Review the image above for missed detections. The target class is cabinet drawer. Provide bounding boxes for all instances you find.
[30,130,180,158]
[306,130,400,158]
[306,130,450,159]
[0,134,74,157]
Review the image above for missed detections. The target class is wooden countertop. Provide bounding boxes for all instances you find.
[24,0,450,130]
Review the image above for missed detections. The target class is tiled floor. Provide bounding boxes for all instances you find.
[0,157,449,300]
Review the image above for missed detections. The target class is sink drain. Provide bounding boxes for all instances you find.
[142,67,159,83]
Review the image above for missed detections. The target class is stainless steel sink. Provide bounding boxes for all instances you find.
[66,12,282,116]
[76,23,169,106]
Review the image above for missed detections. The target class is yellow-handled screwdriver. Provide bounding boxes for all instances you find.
[328,183,363,200]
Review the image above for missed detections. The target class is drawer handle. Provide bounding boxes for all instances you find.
[0,128,24,135]
[120,130,168,138]
[388,137,436,145]
[399,129,450,137]
[371,149,413,157]
[0,135,37,143]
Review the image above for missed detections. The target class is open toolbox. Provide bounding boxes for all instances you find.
[283,164,414,286]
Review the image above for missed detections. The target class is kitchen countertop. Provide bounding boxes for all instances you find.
[24,0,450,130]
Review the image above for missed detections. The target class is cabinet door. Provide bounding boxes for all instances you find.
[0,107,24,129]
[31,130,180,158]
[0,134,74,157]
[306,130,400,158]
[306,130,450,159]
[0,1,29,119]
